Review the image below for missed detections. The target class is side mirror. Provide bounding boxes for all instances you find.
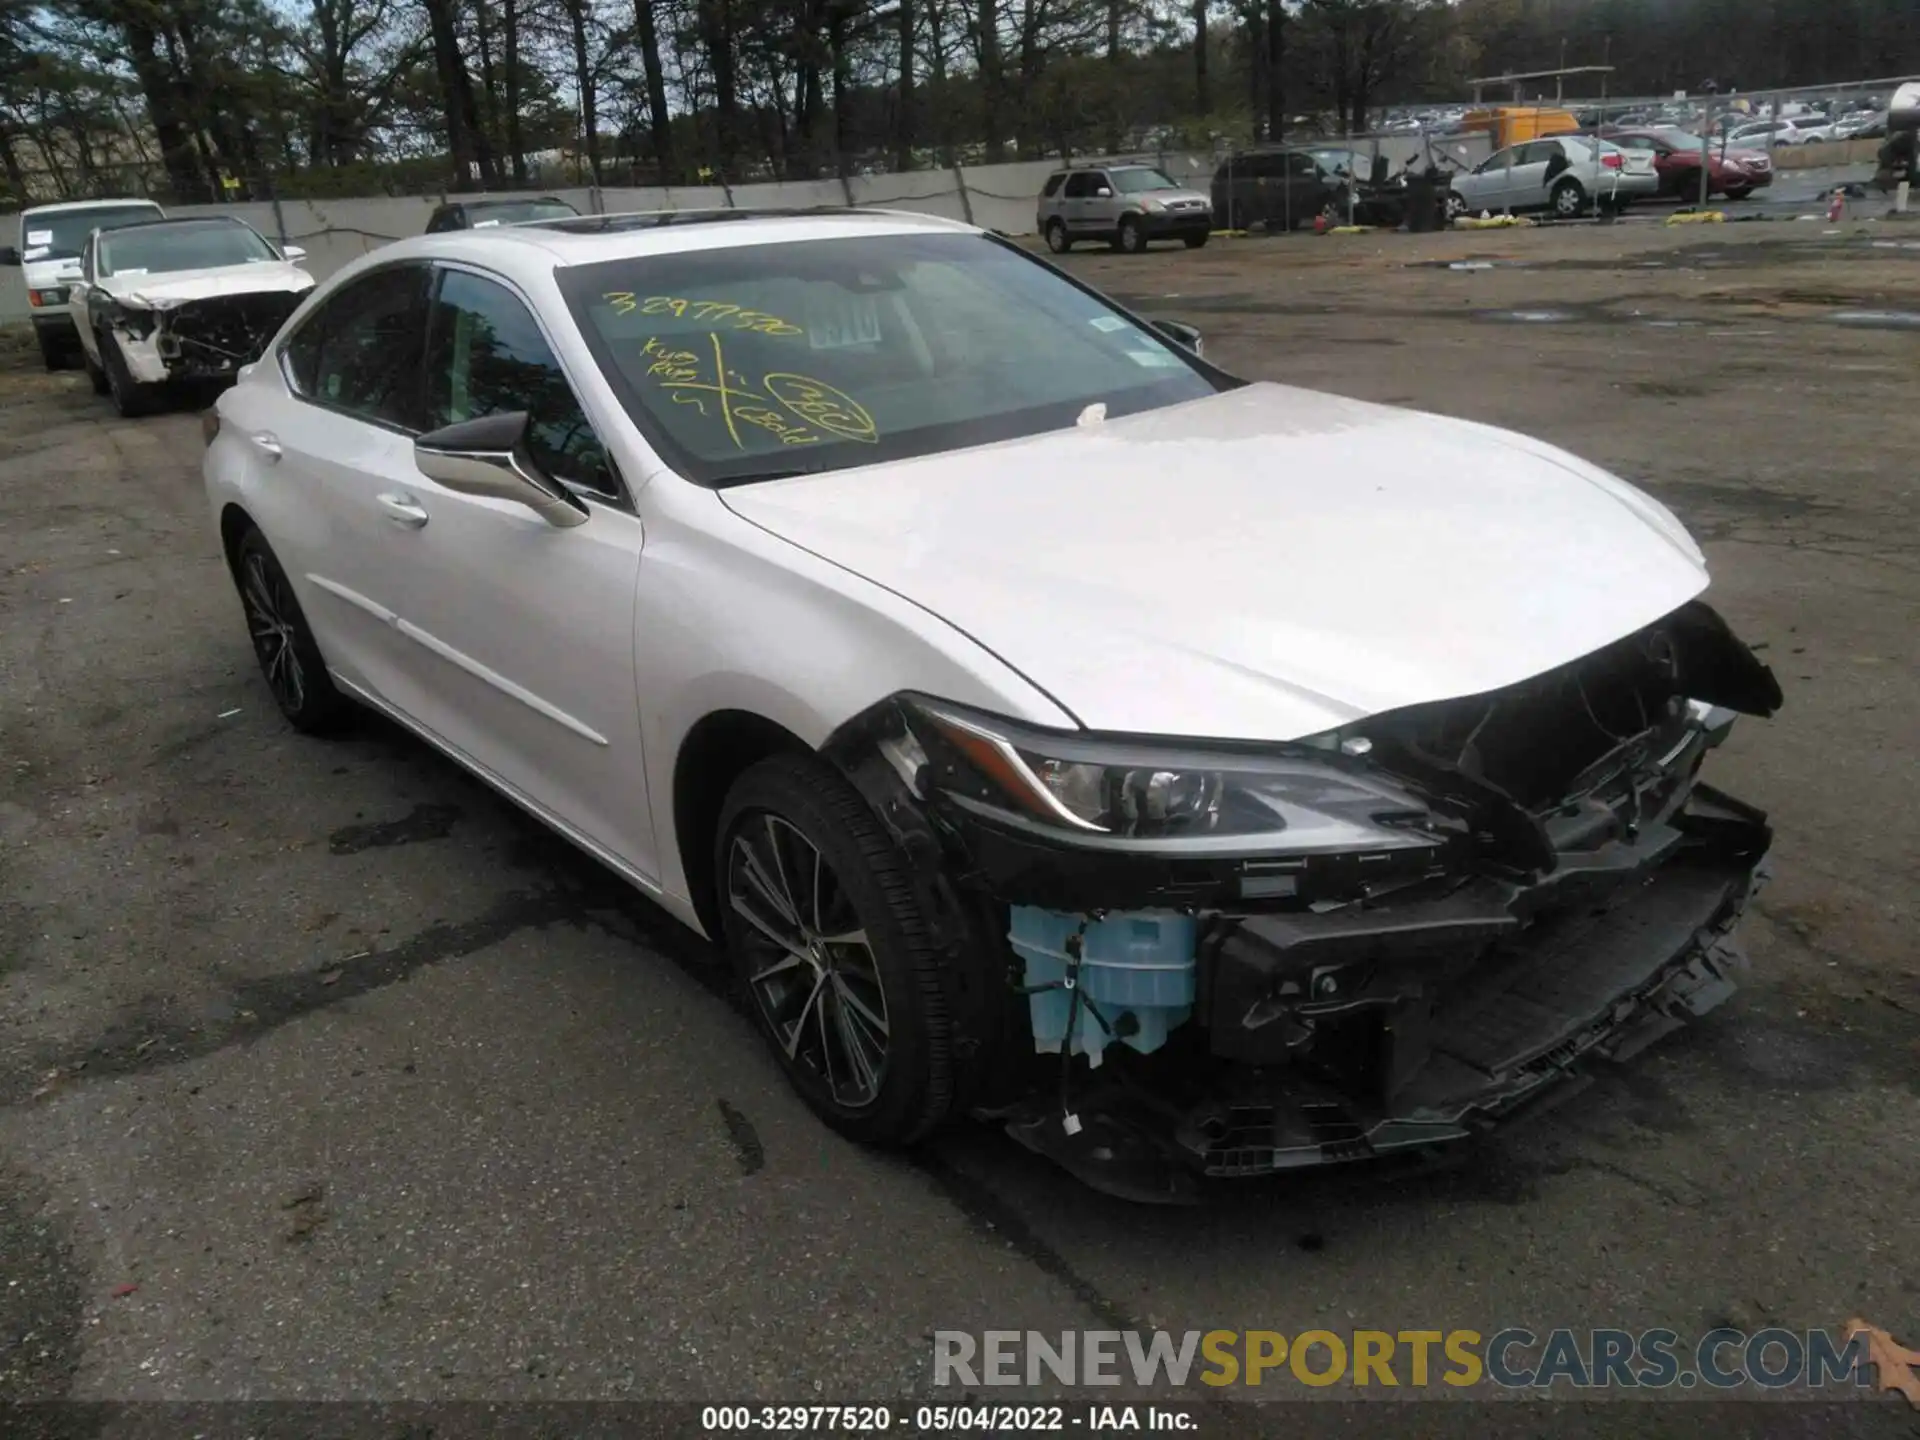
[1095,187,1113,198]
[413,411,588,528]
[282,244,307,263]
[0,245,18,267]
[1152,319,1204,357]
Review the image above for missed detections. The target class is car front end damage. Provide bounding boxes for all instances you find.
[825,600,1782,1200]
[100,290,306,384]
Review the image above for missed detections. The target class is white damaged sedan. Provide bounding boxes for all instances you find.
[203,210,1780,1199]
[71,214,312,416]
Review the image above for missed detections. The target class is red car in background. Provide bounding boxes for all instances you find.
[1604,128,1774,200]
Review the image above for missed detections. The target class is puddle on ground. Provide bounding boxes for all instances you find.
[1480,308,1580,324]
[1829,310,1920,330]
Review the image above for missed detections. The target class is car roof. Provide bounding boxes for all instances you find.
[461,196,575,209]
[22,197,164,219]
[365,206,976,279]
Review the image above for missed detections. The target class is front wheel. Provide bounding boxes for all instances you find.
[82,344,109,396]
[1551,178,1588,219]
[100,333,158,418]
[1183,231,1209,249]
[717,755,959,1146]
[1724,186,1752,201]
[1044,219,1071,254]
[1445,190,1469,222]
[1115,215,1147,253]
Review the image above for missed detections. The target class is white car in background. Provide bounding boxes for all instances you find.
[201,209,1781,1196]
[69,214,313,416]
[1,197,164,370]
[1448,135,1659,219]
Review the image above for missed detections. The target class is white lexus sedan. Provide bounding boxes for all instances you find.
[203,209,1780,1199]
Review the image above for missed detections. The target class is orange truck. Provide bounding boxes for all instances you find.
[1461,107,1582,151]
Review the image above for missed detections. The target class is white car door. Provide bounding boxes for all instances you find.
[373,262,654,874]
[262,262,442,710]
[1457,147,1516,211]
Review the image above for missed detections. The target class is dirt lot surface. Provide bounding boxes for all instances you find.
[1,221,1916,1437]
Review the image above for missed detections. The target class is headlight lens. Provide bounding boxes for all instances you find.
[909,699,1446,854]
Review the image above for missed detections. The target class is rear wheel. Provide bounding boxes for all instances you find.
[36,326,75,373]
[1551,177,1588,219]
[717,755,959,1146]
[1044,219,1072,254]
[233,527,352,734]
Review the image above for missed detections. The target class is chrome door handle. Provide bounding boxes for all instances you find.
[249,431,282,461]
[376,492,430,529]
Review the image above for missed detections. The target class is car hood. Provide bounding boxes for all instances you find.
[720,383,1710,742]
[99,263,314,308]
[1146,188,1213,207]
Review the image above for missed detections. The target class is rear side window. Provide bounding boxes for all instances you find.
[1041,173,1067,197]
[1064,172,1102,198]
[283,265,430,429]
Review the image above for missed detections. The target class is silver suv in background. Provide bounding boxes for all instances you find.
[1037,164,1213,254]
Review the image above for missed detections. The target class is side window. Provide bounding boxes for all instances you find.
[425,208,452,234]
[423,268,616,498]
[1477,147,1515,173]
[1041,173,1066,197]
[1063,172,1100,198]
[286,265,429,427]
[1289,152,1320,177]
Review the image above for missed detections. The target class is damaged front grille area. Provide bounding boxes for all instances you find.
[824,600,1783,1198]
[152,291,303,377]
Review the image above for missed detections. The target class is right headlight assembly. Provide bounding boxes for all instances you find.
[899,697,1456,861]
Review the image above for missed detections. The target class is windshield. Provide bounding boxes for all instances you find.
[561,231,1221,488]
[20,204,162,263]
[470,200,579,226]
[99,222,277,277]
[1109,168,1180,194]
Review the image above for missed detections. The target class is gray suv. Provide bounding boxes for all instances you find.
[1036,164,1213,254]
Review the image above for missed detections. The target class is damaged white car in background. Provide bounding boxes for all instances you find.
[70,215,312,416]
[203,211,1783,1203]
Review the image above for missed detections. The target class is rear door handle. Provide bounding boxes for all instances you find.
[376,492,429,529]
[249,431,282,461]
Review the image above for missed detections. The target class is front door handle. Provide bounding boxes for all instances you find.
[376,492,430,529]
[249,431,282,462]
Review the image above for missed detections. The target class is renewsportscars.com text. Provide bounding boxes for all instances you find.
[933,1328,1873,1391]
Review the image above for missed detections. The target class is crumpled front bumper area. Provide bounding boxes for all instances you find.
[1190,788,1765,1174]
[994,787,1768,1196]
[115,291,303,382]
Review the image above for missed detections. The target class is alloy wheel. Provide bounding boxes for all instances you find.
[241,550,307,714]
[728,813,890,1108]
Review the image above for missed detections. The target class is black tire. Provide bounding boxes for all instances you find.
[1044,218,1072,254]
[1115,215,1146,253]
[1724,186,1752,201]
[1182,230,1209,249]
[82,344,109,396]
[232,526,353,734]
[1445,190,1468,222]
[100,333,159,418]
[36,326,76,373]
[1551,177,1588,219]
[717,755,958,1147]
